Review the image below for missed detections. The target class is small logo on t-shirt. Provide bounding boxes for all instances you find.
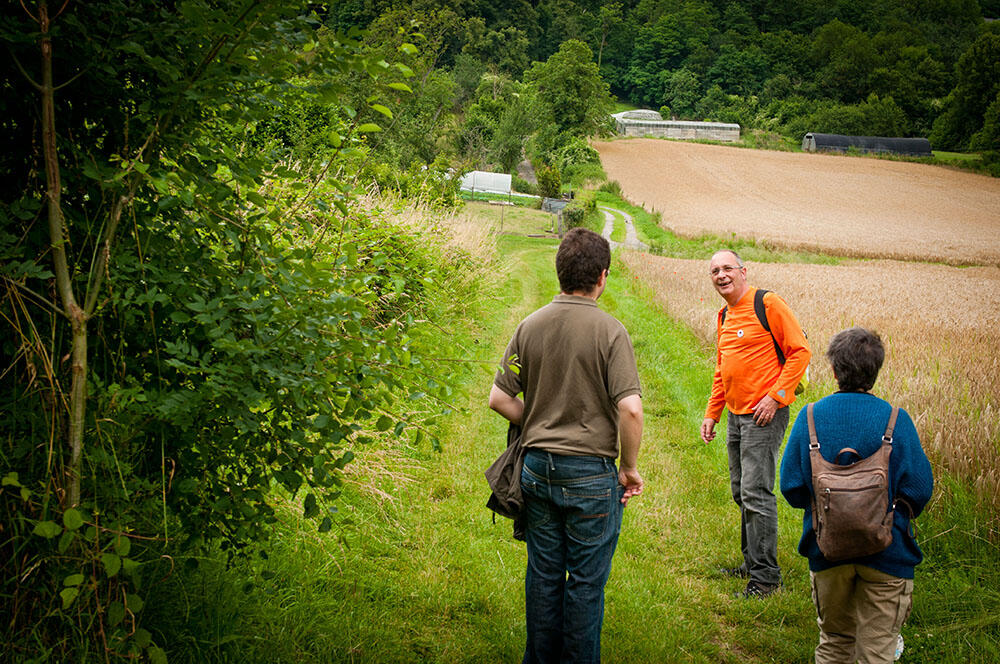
[777,389,786,398]
[736,329,744,338]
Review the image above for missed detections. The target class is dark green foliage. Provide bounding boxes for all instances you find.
[798,94,910,137]
[315,0,996,163]
[932,32,1000,150]
[0,2,468,660]
[523,39,615,139]
[458,73,536,171]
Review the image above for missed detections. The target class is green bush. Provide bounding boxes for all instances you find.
[562,201,586,229]
[563,162,607,189]
[535,163,562,199]
[555,136,601,171]
[511,175,538,195]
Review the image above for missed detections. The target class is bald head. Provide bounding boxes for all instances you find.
[708,250,749,306]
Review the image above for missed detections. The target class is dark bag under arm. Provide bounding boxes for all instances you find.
[485,423,526,541]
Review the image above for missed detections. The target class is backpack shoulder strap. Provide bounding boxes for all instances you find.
[883,406,899,445]
[806,402,820,451]
[719,305,728,328]
[754,289,786,365]
[806,402,822,533]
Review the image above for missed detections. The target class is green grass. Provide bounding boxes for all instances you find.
[145,222,1000,663]
[612,99,640,113]
[459,189,540,206]
[594,191,843,265]
[145,233,819,662]
[931,150,982,163]
[464,200,555,235]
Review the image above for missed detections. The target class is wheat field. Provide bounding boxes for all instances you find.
[620,250,1000,522]
[596,138,1000,519]
[595,139,1000,266]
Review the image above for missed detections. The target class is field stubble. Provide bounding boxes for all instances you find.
[595,139,1000,266]
[620,251,1000,526]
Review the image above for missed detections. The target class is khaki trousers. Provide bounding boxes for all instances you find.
[811,565,913,664]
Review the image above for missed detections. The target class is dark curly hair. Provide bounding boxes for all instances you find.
[556,228,610,294]
[827,327,885,392]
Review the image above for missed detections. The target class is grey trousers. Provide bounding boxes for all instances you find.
[726,407,789,586]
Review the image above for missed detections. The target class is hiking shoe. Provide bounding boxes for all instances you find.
[735,580,778,599]
[718,566,749,578]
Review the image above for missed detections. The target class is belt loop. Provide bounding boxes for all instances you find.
[547,452,555,472]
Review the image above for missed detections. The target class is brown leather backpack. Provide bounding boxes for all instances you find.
[807,403,898,562]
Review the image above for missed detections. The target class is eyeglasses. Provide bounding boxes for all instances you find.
[709,264,743,277]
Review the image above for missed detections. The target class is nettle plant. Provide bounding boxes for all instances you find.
[0,2,449,660]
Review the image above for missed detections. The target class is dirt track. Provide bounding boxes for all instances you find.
[594,139,1000,265]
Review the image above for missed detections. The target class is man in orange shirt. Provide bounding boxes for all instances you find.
[700,249,810,598]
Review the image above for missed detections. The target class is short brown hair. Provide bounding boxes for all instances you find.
[556,228,610,294]
[826,327,885,392]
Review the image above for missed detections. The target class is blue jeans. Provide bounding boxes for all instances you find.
[726,407,789,587]
[520,450,625,664]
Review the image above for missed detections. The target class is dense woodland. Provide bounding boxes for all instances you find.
[1,1,998,661]
[320,0,1000,172]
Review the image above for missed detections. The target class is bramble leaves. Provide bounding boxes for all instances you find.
[63,509,84,531]
[33,521,62,540]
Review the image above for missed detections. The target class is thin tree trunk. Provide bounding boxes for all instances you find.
[39,0,87,507]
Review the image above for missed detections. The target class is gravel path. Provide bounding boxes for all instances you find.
[600,205,648,251]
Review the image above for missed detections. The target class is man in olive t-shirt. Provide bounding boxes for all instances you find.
[489,228,644,664]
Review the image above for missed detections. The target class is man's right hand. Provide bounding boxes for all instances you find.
[618,467,644,505]
[700,417,717,444]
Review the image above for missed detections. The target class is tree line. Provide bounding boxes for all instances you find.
[326,0,1000,171]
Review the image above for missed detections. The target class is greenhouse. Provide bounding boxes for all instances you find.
[612,111,740,142]
[801,133,932,157]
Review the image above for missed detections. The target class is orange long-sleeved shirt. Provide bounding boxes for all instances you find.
[705,287,811,421]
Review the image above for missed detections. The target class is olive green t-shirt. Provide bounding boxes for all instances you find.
[493,294,641,458]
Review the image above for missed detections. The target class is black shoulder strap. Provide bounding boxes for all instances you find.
[721,289,769,331]
[754,289,786,365]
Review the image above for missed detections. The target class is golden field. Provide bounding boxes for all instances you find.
[596,138,1000,519]
[595,139,1000,266]
[620,250,1000,519]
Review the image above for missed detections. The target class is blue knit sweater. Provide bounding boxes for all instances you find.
[780,392,934,579]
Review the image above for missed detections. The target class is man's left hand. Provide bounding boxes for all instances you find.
[751,395,780,426]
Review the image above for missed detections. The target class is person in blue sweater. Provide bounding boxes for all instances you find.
[780,327,933,664]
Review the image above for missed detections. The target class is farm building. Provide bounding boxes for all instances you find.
[612,110,740,142]
[802,133,932,157]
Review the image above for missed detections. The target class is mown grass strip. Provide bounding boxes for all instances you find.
[594,191,843,265]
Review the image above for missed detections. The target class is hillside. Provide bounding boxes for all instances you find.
[595,138,1000,265]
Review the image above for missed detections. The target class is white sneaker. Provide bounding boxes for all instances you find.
[894,634,904,660]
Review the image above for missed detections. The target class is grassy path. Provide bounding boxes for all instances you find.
[185,219,995,663]
[303,233,822,662]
